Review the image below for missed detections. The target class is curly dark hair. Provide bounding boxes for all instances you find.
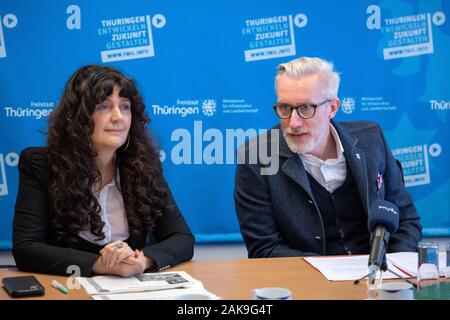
[47,65,167,243]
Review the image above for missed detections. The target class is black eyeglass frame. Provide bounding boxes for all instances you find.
[273,99,331,119]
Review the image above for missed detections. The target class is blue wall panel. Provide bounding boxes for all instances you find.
[1,0,449,249]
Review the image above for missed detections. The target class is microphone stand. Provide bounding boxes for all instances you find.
[353,254,388,285]
[353,254,417,289]
[385,267,417,289]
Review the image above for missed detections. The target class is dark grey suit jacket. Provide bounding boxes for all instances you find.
[13,147,194,276]
[234,120,422,258]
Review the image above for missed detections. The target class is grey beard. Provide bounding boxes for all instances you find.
[282,127,314,155]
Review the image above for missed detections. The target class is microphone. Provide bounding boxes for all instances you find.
[367,200,399,286]
[353,202,417,289]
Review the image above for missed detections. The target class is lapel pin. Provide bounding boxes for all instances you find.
[377,172,384,191]
[355,153,361,159]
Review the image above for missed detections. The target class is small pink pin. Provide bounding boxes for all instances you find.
[377,173,383,190]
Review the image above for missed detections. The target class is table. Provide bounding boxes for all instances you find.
[170,257,369,299]
[0,267,90,300]
[1,257,371,300]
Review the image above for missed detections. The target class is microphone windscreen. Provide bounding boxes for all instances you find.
[368,199,400,234]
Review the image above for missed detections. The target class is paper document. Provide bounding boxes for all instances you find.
[386,252,447,277]
[77,271,199,295]
[304,254,411,281]
[92,281,220,300]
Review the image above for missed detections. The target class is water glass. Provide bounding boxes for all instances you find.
[417,241,439,286]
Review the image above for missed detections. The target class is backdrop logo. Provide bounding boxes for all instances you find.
[360,96,396,112]
[392,143,441,187]
[98,13,166,63]
[4,101,55,119]
[201,99,216,117]
[152,99,199,117]
[0,152,19,196]
[341,97,356,115]
[222,99,258,114]
[242,13,307,62]
[366,5,446,60]
[0,13,18,58]
[429,99,450,111]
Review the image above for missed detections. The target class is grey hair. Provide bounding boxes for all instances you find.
[275,57,341,99]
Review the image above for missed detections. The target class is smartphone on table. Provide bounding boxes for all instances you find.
[2,275,45,298]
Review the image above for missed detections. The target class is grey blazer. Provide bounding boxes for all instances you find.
[234,120,422,258]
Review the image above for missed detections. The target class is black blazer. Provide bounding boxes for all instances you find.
[13,147,195,276]
[235,120,422,258]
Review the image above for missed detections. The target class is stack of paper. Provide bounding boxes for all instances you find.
[91,282,219,300]
[304,252,448,281]
[76,271,220,300]
[304,254,411,281]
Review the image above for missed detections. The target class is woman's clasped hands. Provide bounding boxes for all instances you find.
[93,241,151,277]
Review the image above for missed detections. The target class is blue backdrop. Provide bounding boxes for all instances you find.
[1,0,449,249]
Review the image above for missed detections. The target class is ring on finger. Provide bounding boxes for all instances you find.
[112,242,125,250]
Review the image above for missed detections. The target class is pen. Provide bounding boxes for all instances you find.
[51,280,68,294]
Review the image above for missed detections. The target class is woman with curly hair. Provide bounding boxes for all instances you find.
[13,65,194,277]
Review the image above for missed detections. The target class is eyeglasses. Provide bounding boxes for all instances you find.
[273,99,331,119]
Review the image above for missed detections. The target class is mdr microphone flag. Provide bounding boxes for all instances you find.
[0,1,449,249]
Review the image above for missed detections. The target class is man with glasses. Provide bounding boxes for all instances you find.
[234,56,422,258]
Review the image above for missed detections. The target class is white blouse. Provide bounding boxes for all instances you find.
[78,178,130,246]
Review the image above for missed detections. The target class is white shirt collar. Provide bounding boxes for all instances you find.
[300,123,345,166]
[299,123,347,193]
[99,170,120,190]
